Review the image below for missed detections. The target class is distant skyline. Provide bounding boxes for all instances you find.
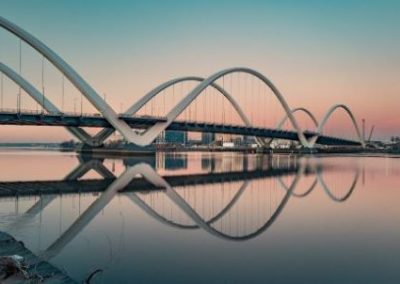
[0,0,399,142]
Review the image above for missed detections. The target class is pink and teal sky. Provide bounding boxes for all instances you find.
[0,0,399,142]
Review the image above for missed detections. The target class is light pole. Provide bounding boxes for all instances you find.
[18,39,21,113]
[61,76,64,113]
[80,93,83,116]
[362,118,365,142]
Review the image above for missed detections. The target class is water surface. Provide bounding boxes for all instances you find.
[0,151,399,283]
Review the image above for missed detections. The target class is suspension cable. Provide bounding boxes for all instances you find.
[262,79,266,126]
[18,39,21,112]
[151,94,154,116]
[192,82,195,121]
[172,83,175,114]
[211,87,214,124]
[187,82,191,121]
[61,75,65,113]
[194,84,197,121]
[230,74,233,124]
[163,88,166,116]
[250,75,254,124]
[203,86,206,123]
[41,56,45,113]
[222,75,225,125]
[0,72,3,110]
[80,91,83,116]
[258,77,261,127]
[143,94,148,116]
[181,81,184,121]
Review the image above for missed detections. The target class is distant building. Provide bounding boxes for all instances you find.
[187,139,202,146]
[164,131,187,145]
[201,133,215,145]
[231,137,243,146]
[222,142,235,148]
[243,136,257,145]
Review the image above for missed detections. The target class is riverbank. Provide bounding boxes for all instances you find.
[0,231,76,283]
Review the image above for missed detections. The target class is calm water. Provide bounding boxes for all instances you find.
[0,151,399,283]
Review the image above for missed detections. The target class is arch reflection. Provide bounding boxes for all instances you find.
[0,154,360,261]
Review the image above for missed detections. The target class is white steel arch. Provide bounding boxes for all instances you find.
[130,68,311,147]
[275,107,318,129]
[0,62,100,146]
[0,16,138,144]
[308,104,365,148]
[266,107,318,146]
[96,76,265,145]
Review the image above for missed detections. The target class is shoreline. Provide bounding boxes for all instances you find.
[0,147,398,159]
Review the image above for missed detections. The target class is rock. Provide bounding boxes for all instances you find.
[0,255,29,281]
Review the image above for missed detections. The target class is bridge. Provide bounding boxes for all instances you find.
[0,110,360,146]
[0,16,366,149]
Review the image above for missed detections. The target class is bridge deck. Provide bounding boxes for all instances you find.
[0,111,361,146]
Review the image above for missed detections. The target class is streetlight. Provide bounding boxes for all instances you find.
[73,97,77,114]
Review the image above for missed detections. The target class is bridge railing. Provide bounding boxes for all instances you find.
[0,108,316,135]
[0,108,169,120]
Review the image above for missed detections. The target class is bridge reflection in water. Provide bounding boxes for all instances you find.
[0,153,360,266]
